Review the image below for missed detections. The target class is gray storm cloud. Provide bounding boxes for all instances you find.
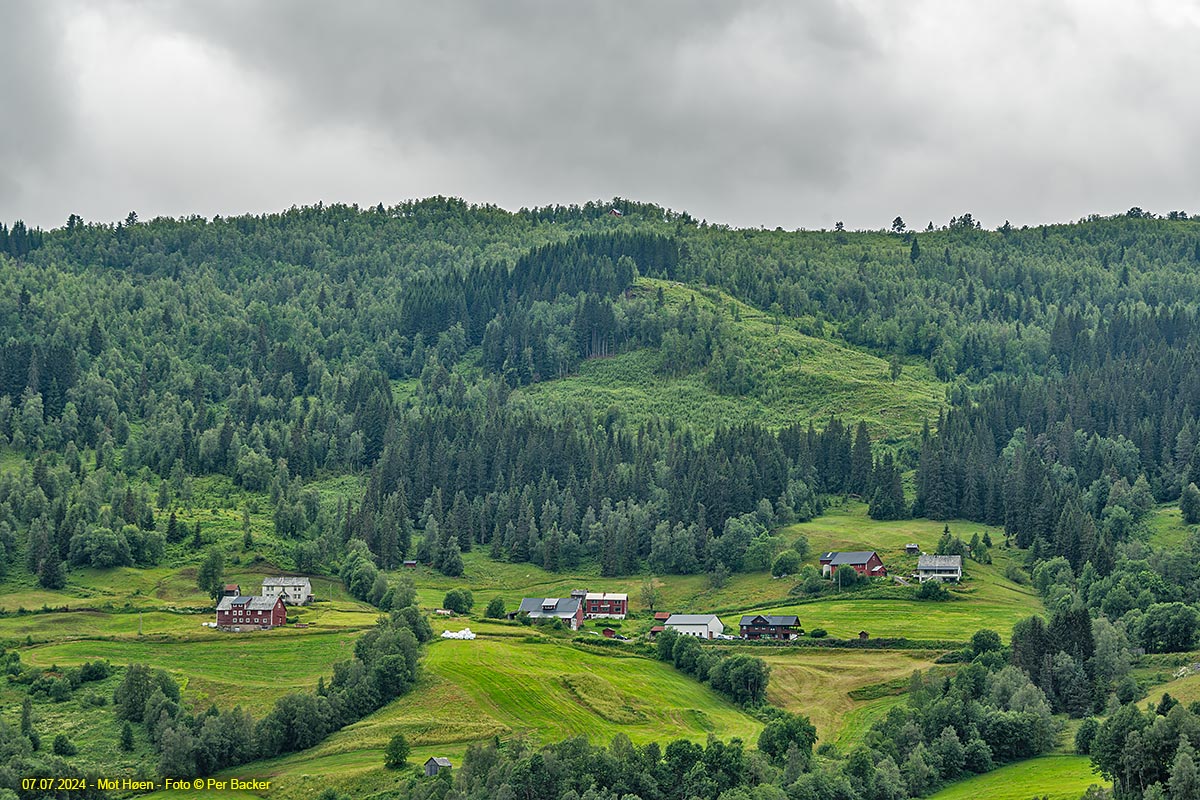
[1,0,1198,231]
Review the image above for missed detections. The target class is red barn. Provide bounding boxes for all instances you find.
[819,551,886,578]
[216,594,286,629]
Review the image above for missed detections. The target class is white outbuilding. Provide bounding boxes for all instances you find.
[663,614,724,639]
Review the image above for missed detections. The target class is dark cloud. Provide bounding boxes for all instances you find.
[0,3,77,214]
[2,1,1199,230]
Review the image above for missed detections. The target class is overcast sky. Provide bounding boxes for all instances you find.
[3,1,1199,232]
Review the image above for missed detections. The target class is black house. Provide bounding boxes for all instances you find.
[739,614,801,640]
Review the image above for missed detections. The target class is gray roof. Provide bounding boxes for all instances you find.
[262,576,311,587]
[917,555,962,569]
[665,614,720,625]
[821,551,878,565]
[517,597,581,617]
[426,757,452,767]
[217,595,280,611]
[739,615,799,627]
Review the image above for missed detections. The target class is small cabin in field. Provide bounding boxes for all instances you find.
[402,560,418,569]
[222,584,241,597]
[905,543,920,555]
[425,757,452,776]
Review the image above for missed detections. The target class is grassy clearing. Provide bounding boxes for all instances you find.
[769,502,1041,640]
[22,630,365,715]
[925,755,1106,800]
[752,649,937,743]
[1146,503,1191,549]
[516,278,947,442]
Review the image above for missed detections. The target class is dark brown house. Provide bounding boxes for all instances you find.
[739,614,801,640]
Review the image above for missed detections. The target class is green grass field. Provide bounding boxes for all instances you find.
[755,649,938,743]
[765,502,1042,641]
[22,629,366,714]
[153,634,767,800]
[925,755,1106,800]
[1146,503,1191,549]
[516,278,947,442]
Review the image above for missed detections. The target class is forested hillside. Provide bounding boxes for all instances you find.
[2,199,1200,799]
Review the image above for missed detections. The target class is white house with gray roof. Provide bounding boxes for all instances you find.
[664,614,724,639]
[515,596,584,629]
[261,576,313,605]
[916,554,962,583]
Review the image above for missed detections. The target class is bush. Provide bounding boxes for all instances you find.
[484,597,506,619]
[970,629,1002,656]
[53,734,77,756]
[443,589,474,615]
[1004,562,1028,585]
[916,581,950,601]
[384,733,410,768]
[771,551,803,577]
[809,628,828,639]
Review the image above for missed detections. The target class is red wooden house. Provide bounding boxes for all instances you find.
[819,551,887,578]
[216,594,287,629]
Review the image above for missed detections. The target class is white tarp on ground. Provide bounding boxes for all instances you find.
[441,628,476,640]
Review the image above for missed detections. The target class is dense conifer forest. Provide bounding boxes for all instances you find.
[3,198,1200,799]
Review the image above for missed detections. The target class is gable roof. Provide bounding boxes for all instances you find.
[517,597,581,617]
[584,592,628,601]
[425,757,452,767]
[820,551,879,565]
[665,614,720,626]
[217,595,281,612]
[917,554,962,569]
[739,615,799,627]
[262,576,311,587]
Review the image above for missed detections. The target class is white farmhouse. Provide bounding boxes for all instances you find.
[664,614,724,639]
[916,555,963,583]
[261,576,313,605]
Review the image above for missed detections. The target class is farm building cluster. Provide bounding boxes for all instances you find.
[820,549,963,584]
[214,576,313,631]
[511,590,628,630]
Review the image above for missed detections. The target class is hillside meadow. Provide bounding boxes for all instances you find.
[516,278,947,442]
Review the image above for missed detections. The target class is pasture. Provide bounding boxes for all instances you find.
[925,755,1107,800]
[516,278,947,442]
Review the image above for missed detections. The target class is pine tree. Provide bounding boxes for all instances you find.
[166,511,180,543]
[120,721,135,752]
[1182,483,1200,525]
[849,421,872,497]
[38,558,66,590]
[440,539,464,578]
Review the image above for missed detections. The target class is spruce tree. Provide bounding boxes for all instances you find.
[440,539,464,578]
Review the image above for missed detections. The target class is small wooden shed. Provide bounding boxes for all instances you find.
[425,756,452,776]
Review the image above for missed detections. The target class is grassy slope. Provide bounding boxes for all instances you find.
[765,501,1043,640]
[138,634,765,800]
[516,278,947,441]
[925,755,1106,800]
[755,649,938,745]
